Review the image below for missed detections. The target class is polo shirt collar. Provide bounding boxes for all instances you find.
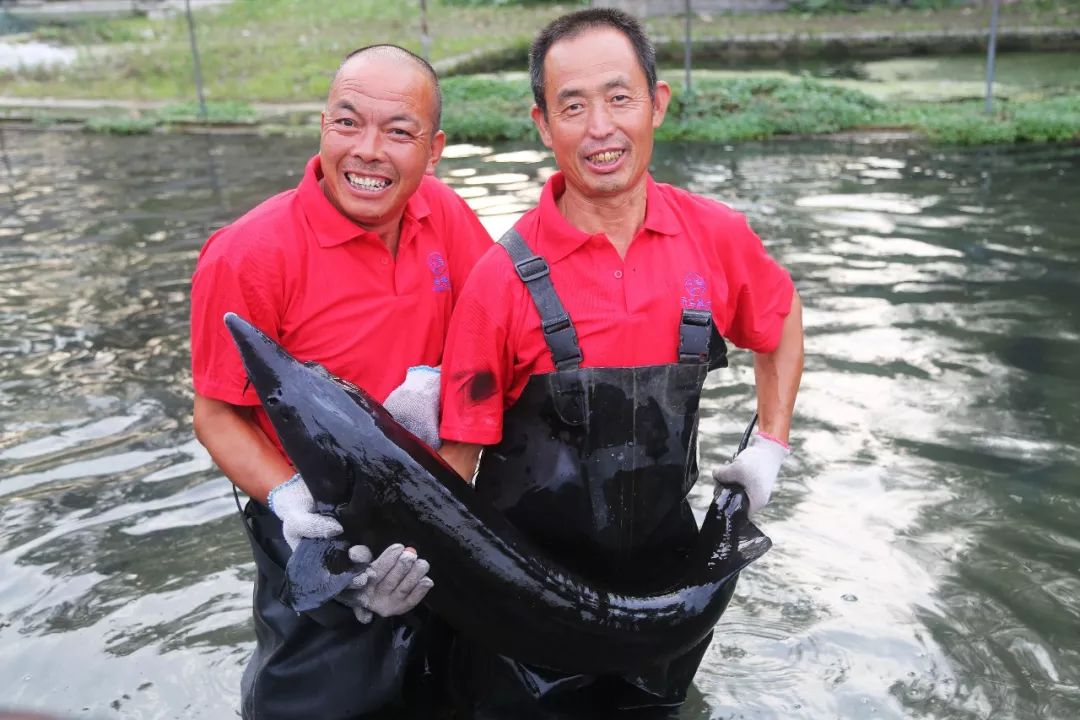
[535,171,681,263]
[298,155,432,249]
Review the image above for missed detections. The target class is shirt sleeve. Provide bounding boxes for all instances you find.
[189,228,283,406]
[439,251,515,446]
[718,214,795,354]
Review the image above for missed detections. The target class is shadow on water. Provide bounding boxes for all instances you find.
[0,129,1078,718]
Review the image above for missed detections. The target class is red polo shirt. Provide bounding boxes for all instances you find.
[439,172,793,446]
[191,155,492,457]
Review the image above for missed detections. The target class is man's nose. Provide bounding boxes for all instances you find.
[351,126,384,162]
[585,102,616,139]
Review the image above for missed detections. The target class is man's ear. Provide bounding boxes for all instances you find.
[531,105,553,149]
[652,81,672,129]
[427,130,446,175]
[320,111,327,131]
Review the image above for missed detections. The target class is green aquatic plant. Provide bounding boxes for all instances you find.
[85,114,158,135]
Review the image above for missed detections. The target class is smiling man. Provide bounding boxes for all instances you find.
[436,9,804,719]
[190,45,491,719]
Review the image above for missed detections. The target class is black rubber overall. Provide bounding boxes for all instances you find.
[450,230,731,719]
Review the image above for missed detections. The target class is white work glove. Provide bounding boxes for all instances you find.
[336,544,434,623]
[267,472,344,551]
[711,432,791,515]
[383,365,442,449]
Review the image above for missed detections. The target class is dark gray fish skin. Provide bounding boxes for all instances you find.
[224,312,772,674]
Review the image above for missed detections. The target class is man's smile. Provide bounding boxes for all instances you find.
[345,172,393,192]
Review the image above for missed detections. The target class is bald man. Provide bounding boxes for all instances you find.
[190,45,492,719]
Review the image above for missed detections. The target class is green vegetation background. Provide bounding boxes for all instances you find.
[3,0,1080,144]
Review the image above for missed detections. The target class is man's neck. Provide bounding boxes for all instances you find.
[376,225,402,257]
[557,179,647,259]
[318,177,403,256]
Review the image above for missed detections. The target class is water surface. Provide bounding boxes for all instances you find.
[0,129,1077,718]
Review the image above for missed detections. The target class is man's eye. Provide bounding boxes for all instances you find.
[565,103,584,113]
[336,118,355,127]
[389,128,411,137]
[612,94,630,103]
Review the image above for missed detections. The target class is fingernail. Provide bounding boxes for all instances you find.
[419,578,434,588]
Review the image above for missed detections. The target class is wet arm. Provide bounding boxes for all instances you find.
[193,393,294,504]
[752,290,804,444]
[439,440,482,484]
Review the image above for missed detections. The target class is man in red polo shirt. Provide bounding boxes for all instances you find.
[190,45,491,719]
[437,9,803,719]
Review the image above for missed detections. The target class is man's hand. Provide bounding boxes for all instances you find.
[337,544,434,623]
[712,433,791,515]
[384,365,442,449]
[267,473,343,550]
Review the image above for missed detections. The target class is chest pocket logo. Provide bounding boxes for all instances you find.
[428,252,450,293]
[681,271,711,311]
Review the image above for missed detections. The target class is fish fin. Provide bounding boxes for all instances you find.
[709,486,774,569]
[283,537,367,613]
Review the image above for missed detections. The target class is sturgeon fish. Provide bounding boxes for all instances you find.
[224,312,772,674]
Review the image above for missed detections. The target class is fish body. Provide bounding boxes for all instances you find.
[224,312,772,674]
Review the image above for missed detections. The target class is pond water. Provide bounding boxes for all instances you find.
[1,128,1077,719]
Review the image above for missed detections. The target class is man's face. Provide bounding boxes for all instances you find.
[319,55,445,234]
[531,27,669,200]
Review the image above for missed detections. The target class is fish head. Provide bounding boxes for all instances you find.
[223,312,376,511]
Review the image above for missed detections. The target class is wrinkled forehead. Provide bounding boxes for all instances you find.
[543,27,644,96]
[328,56,436,118]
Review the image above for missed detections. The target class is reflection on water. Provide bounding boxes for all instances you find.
[0,128,1077,719]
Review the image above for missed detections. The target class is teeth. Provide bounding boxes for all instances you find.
[346,173,390,191]
[589,151,623,165]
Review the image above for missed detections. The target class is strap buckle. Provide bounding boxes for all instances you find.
[514,256,550,283]
[542,315,571,335]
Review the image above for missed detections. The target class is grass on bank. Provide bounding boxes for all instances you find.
[441,74,1080,145]
[13,75,1079,145]
[4,0,575,102]
[6,0,1080,102]
[3,0,1079,144]
[61,100,257,134]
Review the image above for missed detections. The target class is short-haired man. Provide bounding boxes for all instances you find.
[438,10,803,718]
[190,45,491,719]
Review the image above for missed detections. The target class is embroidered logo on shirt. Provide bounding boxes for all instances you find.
[681,271,711,310]
[428,252,450,293]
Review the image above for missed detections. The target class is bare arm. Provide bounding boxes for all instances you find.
[193,393,294,504]
[439,440,482,484]
[752,290,804,444]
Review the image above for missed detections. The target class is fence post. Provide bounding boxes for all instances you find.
[683,0,693,101]
[419,0,431,62]
[184,0,209,121]
[984,0,1001,115]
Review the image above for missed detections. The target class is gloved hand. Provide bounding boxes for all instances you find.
[267,472,344,551]
[383,365,442,449]
[711,432,791,515]
[337,544,434,623]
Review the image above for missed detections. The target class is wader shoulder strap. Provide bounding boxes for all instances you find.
[498,228,583,372]
[680,309,730,369]
[678,309,714,364]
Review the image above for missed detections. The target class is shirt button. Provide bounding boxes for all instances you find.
[381,257,389,266]
[614,270,623,279]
